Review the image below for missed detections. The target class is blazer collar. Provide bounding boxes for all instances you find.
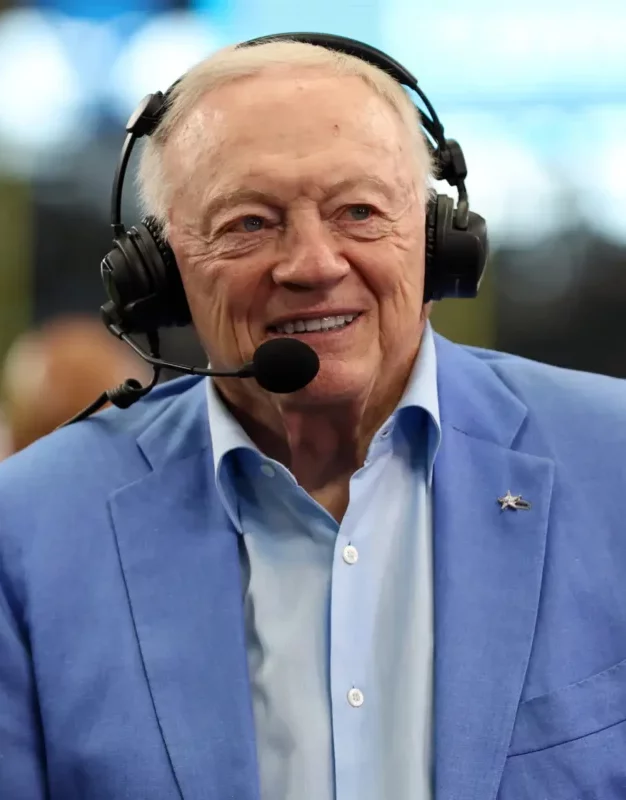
[432,333,554,800]
[434,333,527,448]
[136,377,210,470]
[111,376,259,800]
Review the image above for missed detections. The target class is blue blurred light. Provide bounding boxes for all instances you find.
[191,0,384,48]
[0,9,85,155]
[383,0,626,104]
[106,11,223,121]
[35,0,174,19]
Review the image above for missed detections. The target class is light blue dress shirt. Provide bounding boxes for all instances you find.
[206,323,441,800]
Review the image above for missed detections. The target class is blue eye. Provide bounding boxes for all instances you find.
[241,215,265,232]
[348,205,372,221]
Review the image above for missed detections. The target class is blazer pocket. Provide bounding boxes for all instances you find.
[509,656,626,757]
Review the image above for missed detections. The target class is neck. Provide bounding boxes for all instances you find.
[214,339,422,520]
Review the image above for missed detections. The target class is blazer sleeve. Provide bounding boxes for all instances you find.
[0,554,48,799]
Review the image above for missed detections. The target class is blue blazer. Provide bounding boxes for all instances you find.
[2,333,626,800]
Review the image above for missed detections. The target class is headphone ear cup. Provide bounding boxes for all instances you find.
[423,194,488,301]
[423,194,454,302]
[100,216,191,333]
[462,210,488,294]
[140,216,192,328]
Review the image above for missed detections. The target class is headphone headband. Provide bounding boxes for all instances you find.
[118,33,467,196]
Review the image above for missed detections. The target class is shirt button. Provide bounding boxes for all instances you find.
[381,426,392,438]
[342,544,359,565]
[347,688,364,708]
[260,464,275,478]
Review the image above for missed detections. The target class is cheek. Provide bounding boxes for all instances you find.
[179,256,270,337]
[352,238,424,305]
[352,240,425,354]
[388,231,425,299]
[220,261,273,327]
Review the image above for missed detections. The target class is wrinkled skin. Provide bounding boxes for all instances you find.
[166,67,430,517]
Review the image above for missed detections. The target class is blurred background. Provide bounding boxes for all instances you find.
[0,0,625,453]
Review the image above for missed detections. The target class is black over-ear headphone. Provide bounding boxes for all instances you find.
[100,31,488,338]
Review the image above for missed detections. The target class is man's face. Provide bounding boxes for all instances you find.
[167,68,428,405]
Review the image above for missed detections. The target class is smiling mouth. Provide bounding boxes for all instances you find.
[268,313,361,335]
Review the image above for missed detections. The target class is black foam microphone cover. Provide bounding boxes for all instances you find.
[252,338,320,393]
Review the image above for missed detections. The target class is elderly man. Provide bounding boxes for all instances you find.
[1,34,626,800]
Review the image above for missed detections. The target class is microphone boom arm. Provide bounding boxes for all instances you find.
[104,314,254,379]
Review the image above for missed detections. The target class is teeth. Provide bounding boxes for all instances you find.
[274,313,358,335]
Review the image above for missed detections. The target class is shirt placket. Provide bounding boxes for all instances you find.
[330,434,393,800]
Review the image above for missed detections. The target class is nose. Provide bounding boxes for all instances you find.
[271,216,350,292]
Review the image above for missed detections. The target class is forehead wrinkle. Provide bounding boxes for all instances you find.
[200,170,410,216]
[167,74,421,225]
[189,152,420,230]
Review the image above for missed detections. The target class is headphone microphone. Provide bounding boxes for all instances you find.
[63,32,489,427]
[101,301,319,391]
[61,303,320,426]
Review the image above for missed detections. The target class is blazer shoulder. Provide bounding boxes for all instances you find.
[0,376,210,618]
[464,344,626,435]
[0,375,204,502]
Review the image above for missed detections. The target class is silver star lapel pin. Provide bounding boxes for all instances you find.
[498,490,532,511]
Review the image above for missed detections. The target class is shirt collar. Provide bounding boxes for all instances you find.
[206,376,259,530]
[393,320,441,483]
[206,320,441,487]
[397,320,440,423]
[206,376,257,478]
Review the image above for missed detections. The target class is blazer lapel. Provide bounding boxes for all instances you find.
[109,382,259,800]
[432,336,555,800]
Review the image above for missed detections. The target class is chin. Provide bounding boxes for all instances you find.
[282,359,373,406]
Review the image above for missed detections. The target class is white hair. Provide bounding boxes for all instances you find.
[136,40,436,237]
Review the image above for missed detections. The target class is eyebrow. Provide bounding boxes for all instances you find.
[202,176,395,219]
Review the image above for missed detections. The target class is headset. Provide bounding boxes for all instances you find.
[65,32,488,424]
[65,33,488,425]
[100,31,488,341]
